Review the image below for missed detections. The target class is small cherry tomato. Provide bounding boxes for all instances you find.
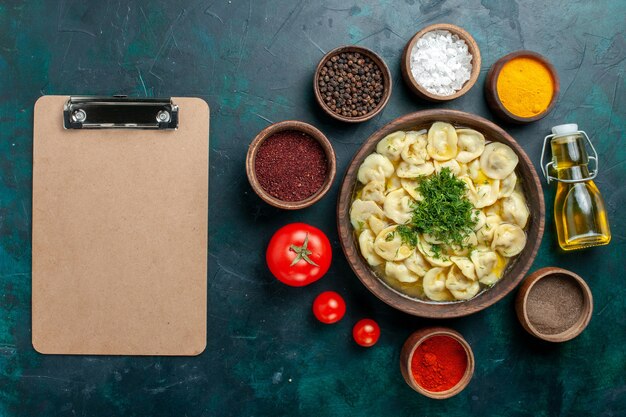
[352,319,380,347]
[312,291,346,324]
[266,223,332,287]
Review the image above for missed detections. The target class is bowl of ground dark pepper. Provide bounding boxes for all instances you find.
[516,267,593,342]
[246,120,336,210]
[314,45,392,123]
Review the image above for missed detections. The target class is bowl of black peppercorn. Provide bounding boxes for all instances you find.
[314,45,392,123]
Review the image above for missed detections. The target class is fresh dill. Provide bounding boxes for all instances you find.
[430,243,443,259]
[395,168,477,250]
[396,224,419,247]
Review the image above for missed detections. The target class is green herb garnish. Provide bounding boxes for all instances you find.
[395,168,477,249]
[430,243,443,259]
[396,224,419,247]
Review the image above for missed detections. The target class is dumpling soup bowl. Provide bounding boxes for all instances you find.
[337,110,545,318]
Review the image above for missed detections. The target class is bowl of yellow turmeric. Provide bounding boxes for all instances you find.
[485,50,560,124]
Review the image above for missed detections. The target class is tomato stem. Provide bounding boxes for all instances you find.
[289,233,319,267]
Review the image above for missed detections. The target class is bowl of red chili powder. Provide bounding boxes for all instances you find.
[246,120,336,210]
[400,327,474,399]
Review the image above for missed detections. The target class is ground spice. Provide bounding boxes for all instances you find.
[526,275,584,335]
[255,130,327,202]
[496,56,554,118]
[411,335,467,392]
[318,51,384,118]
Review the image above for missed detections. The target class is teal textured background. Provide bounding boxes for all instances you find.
[0,0,625,416]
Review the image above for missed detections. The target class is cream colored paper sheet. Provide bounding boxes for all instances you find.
[32,96,209,355]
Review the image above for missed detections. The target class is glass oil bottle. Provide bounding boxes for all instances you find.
[541,124,611,250]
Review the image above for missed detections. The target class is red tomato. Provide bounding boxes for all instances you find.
[312,291,346,324]
[352,319,380,347]
[266,223,332,287]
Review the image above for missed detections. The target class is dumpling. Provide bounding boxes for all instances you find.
[476,214,502,245]
[480,142,518,180]
[474,178,500,208]
[455,129,486,163]
[450,232,478,256]
[400,178,423,201]
[457,162,470,177]
[361,181,385,204]
[466,159,481,181]
[459,176,498,209]
[385,262,420,283]
[472,210,487,232]
[383,188,414,224]
[459,176,479,204]
[470,249,502,285]
[427,122,458,161]
[446,265,480,300]
[423,233,444,245]
[396,161,435,178]
[434,159,462,176]
[423,267,454,301]
[499,172,517,198]
[357,154,394,184]
[401,131,429,165]
[492,223,526,257]
[501,191,529,228]
[376,131,407,162]
[404,249,429,277]
[484,201,501,216]
[450,256,477,281]
[350,199,384,230]
[368,216,388,236]
[417,237,452,267]
[385,174,402,193]
[374,226,413,261]
[359,229,384,267]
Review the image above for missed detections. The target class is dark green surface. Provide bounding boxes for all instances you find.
[1,1,625,416]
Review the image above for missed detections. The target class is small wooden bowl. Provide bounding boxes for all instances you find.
[516,267,593,342]
[337,110,545,318]
[401,23,481,102]
[400,327,475,399]
[485,50,560,124]
[246,120,336,210]
[314,45,392,123]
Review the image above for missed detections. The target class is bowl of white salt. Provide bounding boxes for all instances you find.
[401,23,481,102]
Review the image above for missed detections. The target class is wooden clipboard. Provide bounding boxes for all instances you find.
[32,96,209,355]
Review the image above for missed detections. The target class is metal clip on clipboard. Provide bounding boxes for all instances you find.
[63,96,179,130]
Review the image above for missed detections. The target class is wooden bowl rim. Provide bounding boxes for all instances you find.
[313,45,393,123]
[400,327,475,399]
[401,23,482,102]
[516,267,593,342]
[337,109,545,318]
[246,120,337,210]
[485,50,560,124]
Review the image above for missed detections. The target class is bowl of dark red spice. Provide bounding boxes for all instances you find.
[314,45,392,123]
[400,327,474,399]
[246,120,336,210]
[516,267,593,342]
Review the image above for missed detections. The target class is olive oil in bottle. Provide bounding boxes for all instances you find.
[542,124,611,250]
